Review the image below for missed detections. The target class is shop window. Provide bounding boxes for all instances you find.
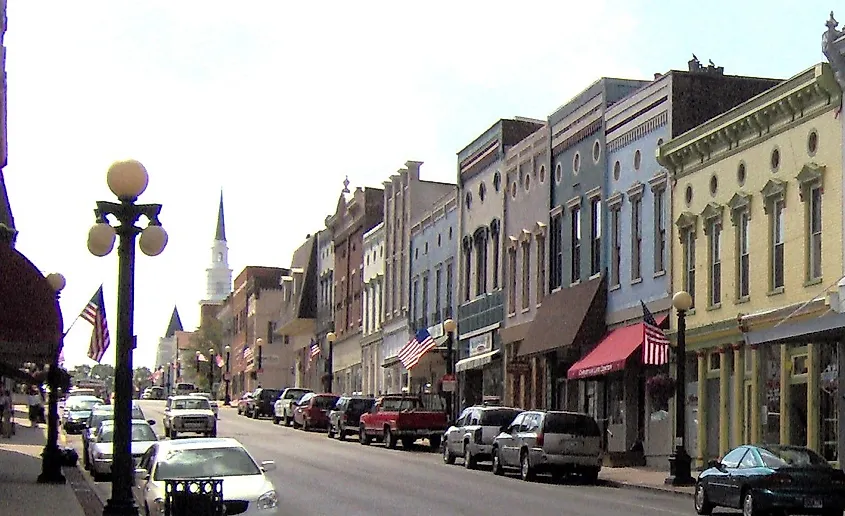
[709,352,720,371]
[820,344,839,462]
[608,378,624,425]
[764,345,782,445]
[791,354,808,376]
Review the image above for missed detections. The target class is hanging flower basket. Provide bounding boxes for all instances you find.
[646,373,676,407]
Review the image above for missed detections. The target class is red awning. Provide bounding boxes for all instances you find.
[567,316,667,380]
[0,244,61,365]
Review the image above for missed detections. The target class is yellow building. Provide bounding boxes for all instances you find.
[658,63,844,466]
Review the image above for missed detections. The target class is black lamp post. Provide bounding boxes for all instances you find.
[87,159,168,516]
[223,345,231,405]
[665,290,695,486]
[165,363,171,396]
[325,332,336,392]
[38,272,66,485]
[207,347,215,394]
[195,350,201,385]
[442,318,457,423]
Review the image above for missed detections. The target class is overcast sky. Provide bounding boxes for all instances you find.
[5,0,834,369]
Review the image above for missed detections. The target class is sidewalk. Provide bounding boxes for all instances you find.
[600,466,695,498]
[0,406,90,516]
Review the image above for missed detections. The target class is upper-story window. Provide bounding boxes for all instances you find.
[550,212,563,291]
[677,217,697,309]
[474,232,488,296]
[807,186,823,281]
[521,242,531,310]
[536,234,546,304]
[609,202,621,288]
[508,247,517,315]
[570,206,581,283]
[708,218,722,307]
[654,187,666,274]
[736,208,750,300]
[771,198,786,290]
[631,197,642,282]
[590,197,601,276]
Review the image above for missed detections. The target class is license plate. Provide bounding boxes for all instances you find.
[805,498,823,509]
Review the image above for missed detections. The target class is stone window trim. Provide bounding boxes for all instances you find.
[606,192,624,209]
[796,162,825,201]
[761,179,788,213]
[519,229,532,244]
[675,212,698,243]
[728,192,753,225]
[565,195,582,210]
[533,221,548,238]
[701,203,724,235]
[506,235,519,251]
[490,218,501,235]
[585,186,602,201]
[550,204,564,217]
[627,181,645,202]
[648,171,669,192]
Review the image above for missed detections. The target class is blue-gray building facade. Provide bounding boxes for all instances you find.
[408,190,458,393]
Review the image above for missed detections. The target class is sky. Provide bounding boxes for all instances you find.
[4,0,838,369]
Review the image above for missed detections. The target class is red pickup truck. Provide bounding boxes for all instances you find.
[358,394,447,450]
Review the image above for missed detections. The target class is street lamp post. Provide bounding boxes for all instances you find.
[195,351,201,385]
[87,159,168,516]
[165,363,171,396]
[38,272,66,485]
[325,332,336,392]
[442,319,457,423]
[208,347,215,395]
[223,345,231,405]
[665,290,695,486]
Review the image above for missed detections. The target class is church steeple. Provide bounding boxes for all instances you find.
[215,190,226,241]
[164,306,183,338]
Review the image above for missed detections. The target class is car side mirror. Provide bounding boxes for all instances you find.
[133,468,150,481]
[707,459,723,470]
[147,419,156,426]
[260,460,276,472]
[499,424,509,433]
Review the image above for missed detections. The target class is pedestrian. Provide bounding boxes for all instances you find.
[0,386,12,438]
[28,386,43,426]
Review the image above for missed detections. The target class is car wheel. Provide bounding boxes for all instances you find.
[385,428,397,449]
[273,415,280,425]
[582,467,600,484]
[283,414,290,426]
[170,430,178,439]
[327,424,335,438]
[694,483,714,515]
[491,447,503,475]
[464,446,477,470]
[742,491,756,516]
[443,443,456,465]
[251,408,259,419]
[303,420,310,432]
[519,450,534,481]
[359,426,371,445]
[428,435,441,451]
[336,426,345,440]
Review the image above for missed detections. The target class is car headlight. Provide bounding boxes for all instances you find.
[95,452,112,460]
[257,490,278,510]
[153,497,165,516]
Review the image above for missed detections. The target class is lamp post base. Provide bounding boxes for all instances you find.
[664,446,695,486]
[37,445,66,484]
[102,498,140,515]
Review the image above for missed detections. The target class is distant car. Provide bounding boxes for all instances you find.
[443,405,524,469]
[190,392,219,418]
[694,444,845,516]
[162,396,216,438]
[237,393,254,415]
[246,388,281,419]
[88,419,158,482]
[273,388,312,426]
[132,438,279,515]
[174,382,196,396]
[293,393,339,431]
[62,395,105,434]
[327,396,375,440]
[83,403,150,470]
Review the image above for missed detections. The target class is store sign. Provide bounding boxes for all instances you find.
[469,333,491,357]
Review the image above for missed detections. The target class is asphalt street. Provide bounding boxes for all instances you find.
[64,400,705,516]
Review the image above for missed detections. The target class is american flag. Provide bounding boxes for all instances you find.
[82,286,110,363]
[216,354,224,368]
[308,339,320,360]
[641,301,669,365]
[397,328,436,370]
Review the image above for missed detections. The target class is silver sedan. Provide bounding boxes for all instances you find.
[88,419,159,481]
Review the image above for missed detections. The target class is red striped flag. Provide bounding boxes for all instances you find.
[641,301,669,365]
[397,328,437,370]
[81,286,110,363]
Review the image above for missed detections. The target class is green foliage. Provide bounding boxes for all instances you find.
[185,318,225,392]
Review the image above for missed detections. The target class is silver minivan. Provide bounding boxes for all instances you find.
[491,410,603,482]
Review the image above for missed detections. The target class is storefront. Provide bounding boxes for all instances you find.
[408,321,449,395]
[381,318,410,394]
[456,330,502,408]
[332,333,362,395]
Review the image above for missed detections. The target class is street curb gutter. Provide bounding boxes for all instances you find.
[603,479,694,499]
[44,426,109,511]
[61,430,109,507]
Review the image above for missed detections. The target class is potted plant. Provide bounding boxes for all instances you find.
[646,373,676,409]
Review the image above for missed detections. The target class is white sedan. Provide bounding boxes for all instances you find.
[133,438,278,515]
[89,419,159,481]
[190,392,220,419]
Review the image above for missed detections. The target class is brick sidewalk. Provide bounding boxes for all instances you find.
[600,466,695,497]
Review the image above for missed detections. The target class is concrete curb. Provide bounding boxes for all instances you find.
[602,479,694,499]
[46,424,109,507]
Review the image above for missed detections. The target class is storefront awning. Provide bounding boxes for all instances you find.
[517,275,606,358]
[0,244,61,365]
[456,349,500,373]
[567,316,668,380]
[744,310,845,346]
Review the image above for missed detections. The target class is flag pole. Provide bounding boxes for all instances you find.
[62,283,103,338]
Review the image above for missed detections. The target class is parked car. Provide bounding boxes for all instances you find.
[327,396,375,440]
[491,410,602,482]
[174,382,196,396]
[246,388,281,419]
[162,395,217,438]
[358,394,447,450]
[132,438,279,515]
[83,403,151,470]
[443,405,524,469]
[89,419,158,481]
[62,395,105,434]
[237,393,254,415]
[273,388,312,426]
[694,444,845,516]
[146,386,165,400]
[190,392,219,419]
[292,393,339,431]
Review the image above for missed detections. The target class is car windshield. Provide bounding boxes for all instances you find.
[313,396,339,409]
[544,412,601,437]
[348,398,374,411]
[154,447,261,480]
[284,389,310,400]
[172,398,210,410]
[381,398,423,411]
[67,399,101,411]
[191,393,212,400]
[261,389,281,399]
[99,424,157,443]
[759,446,830,468]
[480,409,523,427]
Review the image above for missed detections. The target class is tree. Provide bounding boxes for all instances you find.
[133,366,153,392]
[187,318,225,392]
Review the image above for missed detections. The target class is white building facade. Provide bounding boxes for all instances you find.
[362,222,385,395]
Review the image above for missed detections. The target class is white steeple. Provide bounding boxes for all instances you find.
[205,190,232,302]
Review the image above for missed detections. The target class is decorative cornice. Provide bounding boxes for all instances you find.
[533,221,547,237]
[606,192,624,208]
[566,195,582,210]
[796,162,825,200]
[585,186,602,200]
[728,192,752,224]
[550,204,563,217]
[675,212,698,241]
[507,236,518,250]
[519,229,532,243]
[627,181,645,201]
[761,179,787,212]
[701,202,724,223]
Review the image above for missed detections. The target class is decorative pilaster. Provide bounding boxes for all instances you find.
[732,342,744,448]
[696,351,708,467]
[780,343,791,444]
[719,347,730,457]
[750,344,761,443]
[807,342,820,451]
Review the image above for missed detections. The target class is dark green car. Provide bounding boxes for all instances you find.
[695,444,845,516]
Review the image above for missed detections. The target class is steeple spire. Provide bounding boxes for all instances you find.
[215,190,226,241]
[164,306,183,338]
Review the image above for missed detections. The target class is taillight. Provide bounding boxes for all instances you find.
[769,473,792,486]
[536,432,545,447]
[473,428,482,443]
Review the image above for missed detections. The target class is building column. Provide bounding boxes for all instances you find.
[780,343,791,444]
[807,342,820,451]
[732,342,744,448]
[750,344,761,443]
[696,351,708,467]
[718,346,730,457]
[531,356,539,409]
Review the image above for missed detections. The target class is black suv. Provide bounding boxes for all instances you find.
[248,387,281,419]
[327,396,376,440]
